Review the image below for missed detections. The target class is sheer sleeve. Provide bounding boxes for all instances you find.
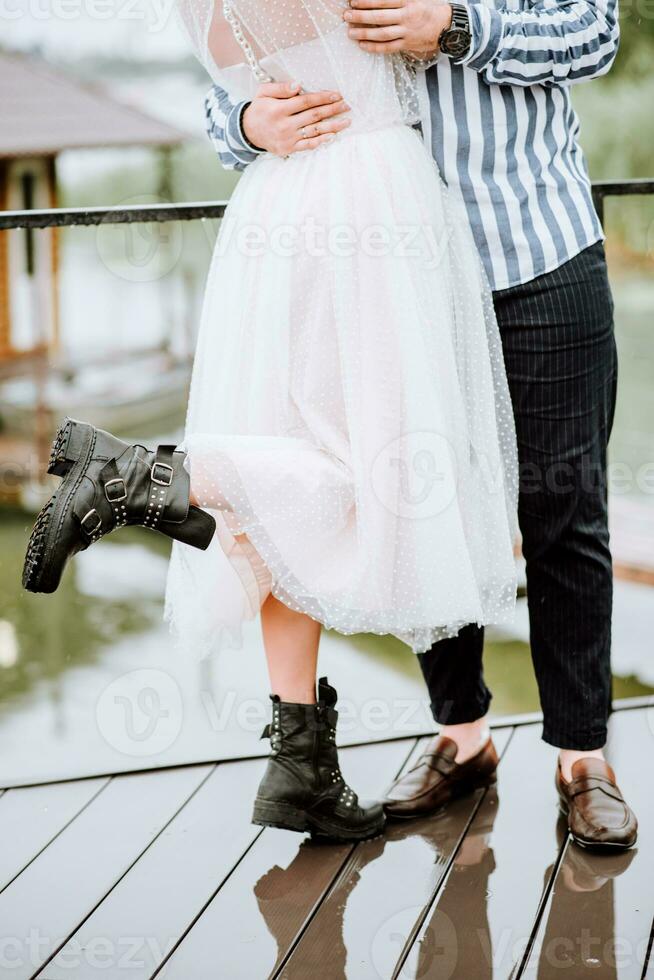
[177,0,252,81]
[178,0,344,79]
[176,0,420,124]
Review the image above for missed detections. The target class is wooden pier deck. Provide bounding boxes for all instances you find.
[1,700,652,979]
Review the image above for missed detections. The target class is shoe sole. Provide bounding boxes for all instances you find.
[557,799,637,851]
[23,418,96,594]
[384,771,497,822]
[252,797,386,842]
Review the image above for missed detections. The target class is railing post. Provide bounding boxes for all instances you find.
[592,188,605,228]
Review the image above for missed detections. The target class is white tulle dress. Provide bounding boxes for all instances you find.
[165,2,518,656]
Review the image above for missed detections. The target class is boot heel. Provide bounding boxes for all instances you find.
[48,419,94,477]
[161,506,216,551]
[252,798,308,833]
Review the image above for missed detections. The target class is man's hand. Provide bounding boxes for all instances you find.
[242,81,351,157]
[344,0,452,57]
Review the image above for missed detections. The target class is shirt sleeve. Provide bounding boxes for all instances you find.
[204,85,264,172]
[461,0,620,87]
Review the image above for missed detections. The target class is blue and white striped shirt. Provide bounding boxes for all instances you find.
[204,0,619,291]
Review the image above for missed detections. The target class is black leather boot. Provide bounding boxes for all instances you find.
[252,677,385,841]
[23,417,216,594]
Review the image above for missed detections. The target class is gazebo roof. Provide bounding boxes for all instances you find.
[0,50,185,159]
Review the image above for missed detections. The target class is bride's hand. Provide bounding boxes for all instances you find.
[242,82,352,157]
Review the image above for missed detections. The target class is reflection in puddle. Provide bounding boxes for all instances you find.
[531,818,637,979]
[248,782,638,979]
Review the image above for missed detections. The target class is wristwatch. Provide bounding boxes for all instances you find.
[439,3,472,62]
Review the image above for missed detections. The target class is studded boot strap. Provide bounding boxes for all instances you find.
[77,445,184,542]
[143,446,177,531]
[316,704,358,809]
[265,697,283,755]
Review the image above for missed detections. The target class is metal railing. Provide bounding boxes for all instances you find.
[0,200,228,231]
[0,178,652,231]
[591,178,654,226]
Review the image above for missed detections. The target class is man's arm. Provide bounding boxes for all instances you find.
[205,85,261,172]
[462,0,620,86]
[344,0,620,86]
[205,81,352,168]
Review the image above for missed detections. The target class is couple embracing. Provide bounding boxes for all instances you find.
[24,0,636,850]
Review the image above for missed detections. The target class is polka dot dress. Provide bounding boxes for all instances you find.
[165,3,519,657]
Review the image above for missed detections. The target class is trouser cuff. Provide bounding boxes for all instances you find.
[430,691,492,726]
[541,726,608,751]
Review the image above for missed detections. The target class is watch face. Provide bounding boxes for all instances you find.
[443,29,470,58]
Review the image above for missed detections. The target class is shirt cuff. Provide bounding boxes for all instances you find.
[225,101,265,160]
[460,3,503,70]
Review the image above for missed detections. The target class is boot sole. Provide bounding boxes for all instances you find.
[23,418,96,594]
[47,417,88,478]
[252,798,386,842]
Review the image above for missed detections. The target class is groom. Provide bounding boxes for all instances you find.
[204,0,637,849]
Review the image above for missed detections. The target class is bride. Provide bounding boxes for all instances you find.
[23,0,518,842]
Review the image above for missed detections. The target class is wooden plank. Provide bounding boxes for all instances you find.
[276,728,513,979]
[0,778,108,892]
[37,759,267,979]
[395,723,563,979]
[0,765,211,980]
[644,928,654,979]
[159,739,415,980]
[520,707,654,980]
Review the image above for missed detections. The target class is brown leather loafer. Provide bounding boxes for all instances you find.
[557,758,638,851]
[382,735,498,820]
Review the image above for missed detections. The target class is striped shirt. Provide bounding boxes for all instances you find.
[204,0,619,290]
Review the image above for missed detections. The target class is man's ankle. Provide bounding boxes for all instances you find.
[440,717,491,764]
[558,747,606,782]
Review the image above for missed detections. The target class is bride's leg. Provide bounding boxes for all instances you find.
[261,595,320,703]
[189,454,383,839]
[192,471,319,700]
[252,569,384,841]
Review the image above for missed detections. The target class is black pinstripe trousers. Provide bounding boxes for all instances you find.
[418,241,617,750]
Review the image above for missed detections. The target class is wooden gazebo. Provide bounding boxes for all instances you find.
[0,49,185,362]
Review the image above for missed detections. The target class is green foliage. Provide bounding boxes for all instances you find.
[613,1,654,78]
[571,10,654,223]
[574,76,654,179]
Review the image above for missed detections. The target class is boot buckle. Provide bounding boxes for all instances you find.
[80,509,102,536]
[104,478,127,503]
[151,462,174,487]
